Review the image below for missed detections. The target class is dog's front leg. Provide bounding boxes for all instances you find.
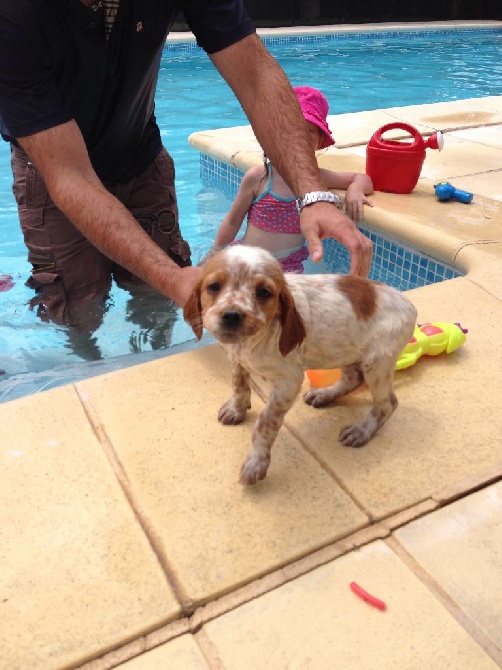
[218,362,251,425]
[240,378,302,485]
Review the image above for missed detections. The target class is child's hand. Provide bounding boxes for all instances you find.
[344,186,373,222]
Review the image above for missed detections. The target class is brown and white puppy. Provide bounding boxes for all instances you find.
[184,246,417,485]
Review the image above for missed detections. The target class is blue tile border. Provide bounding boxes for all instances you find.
[260,27,501,49]
[200,154,243,199]
[322,228,462,292]
[164,27,501,57]
[198,154,463,292]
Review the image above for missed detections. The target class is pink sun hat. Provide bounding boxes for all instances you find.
[293,86,335,150]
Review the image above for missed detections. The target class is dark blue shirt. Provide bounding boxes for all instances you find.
[0,0,255,182]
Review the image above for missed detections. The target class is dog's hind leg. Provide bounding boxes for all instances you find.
[304,364,364,407]
[339,358,398,447]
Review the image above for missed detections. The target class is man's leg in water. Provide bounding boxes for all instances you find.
[11,145,112,360]
[109,146,192,352]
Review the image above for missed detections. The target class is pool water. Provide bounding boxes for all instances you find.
[0,27,500,395]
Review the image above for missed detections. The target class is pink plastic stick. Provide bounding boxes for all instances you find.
[350,581,387,610]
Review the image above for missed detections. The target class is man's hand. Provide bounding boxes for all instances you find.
[173,265,202,308]
[300,201,373,277]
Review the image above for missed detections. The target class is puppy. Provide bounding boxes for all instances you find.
[184,246,417,485]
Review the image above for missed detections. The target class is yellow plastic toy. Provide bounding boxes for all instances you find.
[306,322,467,387]
[395,322,467,370]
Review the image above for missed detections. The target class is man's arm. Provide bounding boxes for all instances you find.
[18,120,200,306]
[210,33,372,276]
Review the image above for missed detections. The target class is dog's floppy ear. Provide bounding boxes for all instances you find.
[183,281,204,340]
[278,282,306,356]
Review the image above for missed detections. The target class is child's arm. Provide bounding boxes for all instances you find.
[213,166,263,248]
[320,169,374,222]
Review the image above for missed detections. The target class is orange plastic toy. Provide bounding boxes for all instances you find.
[306,322,467,387]
[305,368,342,387]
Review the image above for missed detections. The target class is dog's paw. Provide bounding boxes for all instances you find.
[218,399,248,425]
[339,422,372,447]
[239,453,270,485]
[303,387,332,408]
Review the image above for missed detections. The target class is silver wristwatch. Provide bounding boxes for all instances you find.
[296,190,343,213]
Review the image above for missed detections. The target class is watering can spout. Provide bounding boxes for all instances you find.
[425,131,444,151]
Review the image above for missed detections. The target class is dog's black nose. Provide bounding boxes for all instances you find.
[221,310,243,330]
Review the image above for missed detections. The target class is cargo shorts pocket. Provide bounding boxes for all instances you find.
[26,270,67,325]
[11,149,48,210]
[134,210,191,268]
[155,209,191,265]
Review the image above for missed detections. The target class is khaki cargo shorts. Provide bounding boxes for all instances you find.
[11,145,191,328]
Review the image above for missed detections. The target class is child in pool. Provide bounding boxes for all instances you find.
[208,86,374,273]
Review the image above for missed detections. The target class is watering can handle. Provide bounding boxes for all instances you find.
[371,122,423,148]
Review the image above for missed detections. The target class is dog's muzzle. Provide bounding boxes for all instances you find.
[221,310,244,332]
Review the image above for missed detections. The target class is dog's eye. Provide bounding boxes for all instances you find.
[207,282,220,294]
[256,286,273,301]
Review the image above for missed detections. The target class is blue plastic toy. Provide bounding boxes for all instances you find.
[434,181,473,204]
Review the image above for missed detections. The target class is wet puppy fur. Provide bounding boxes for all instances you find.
[184,246,417,485]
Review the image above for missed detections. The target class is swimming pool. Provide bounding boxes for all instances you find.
[0,26,500,400]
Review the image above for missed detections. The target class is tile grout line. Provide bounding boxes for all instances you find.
[385,535,502,666]
[432,462,502,506]
[193,629,226,670]
[73,383,195,614]
[75,620,192,670]
[466,278,501,303]
[285,422,375,518]
[248,380,375,518]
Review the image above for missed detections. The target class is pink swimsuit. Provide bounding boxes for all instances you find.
[247,163,301,234]
[245,163,308,273]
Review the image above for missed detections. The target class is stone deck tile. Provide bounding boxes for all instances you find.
[0,386,180,670]
[394,482,502,662]
[456,243,502,300]
[383,96,502,131]
[449,170,502,202]
[419,133,502,181]
[326,109,433,147]
[450,124,502,150]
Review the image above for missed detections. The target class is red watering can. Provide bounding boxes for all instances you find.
[366,122,443,194]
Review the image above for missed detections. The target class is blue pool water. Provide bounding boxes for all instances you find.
[0,27,500,399]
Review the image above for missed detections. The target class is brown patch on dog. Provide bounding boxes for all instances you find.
[337,275,377,320]
[183,279,203,339]
[278,280,306,356]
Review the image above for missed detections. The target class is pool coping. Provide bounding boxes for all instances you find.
[167,19,502,42]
